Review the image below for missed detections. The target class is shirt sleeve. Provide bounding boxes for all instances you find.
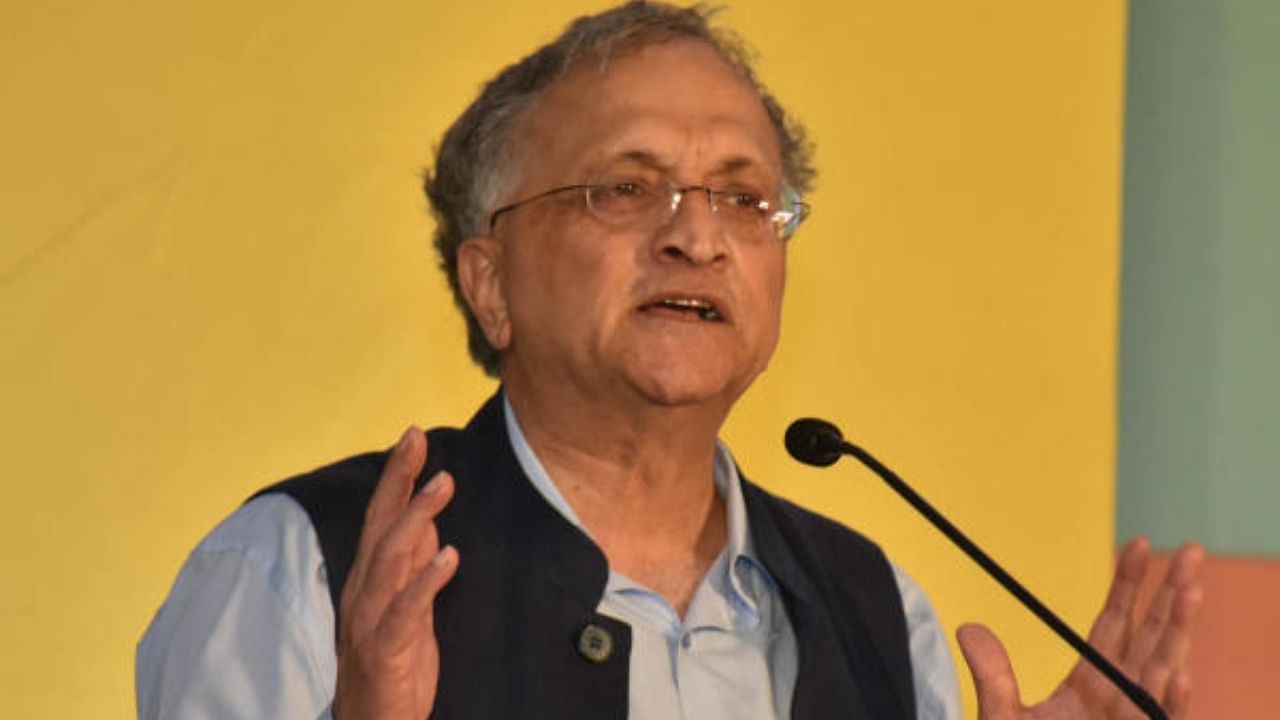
[136,494,337,720]
[891,563,963,720]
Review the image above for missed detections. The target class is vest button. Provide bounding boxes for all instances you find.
[577,622,614,663]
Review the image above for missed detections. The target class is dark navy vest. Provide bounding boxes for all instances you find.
[259,393,917,719]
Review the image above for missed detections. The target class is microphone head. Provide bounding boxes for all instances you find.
[785,418,846,467]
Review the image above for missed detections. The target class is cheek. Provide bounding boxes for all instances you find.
[502,231,630,340]
[757,249,788,367]
[772,249,788,312]
[752,246,787,333]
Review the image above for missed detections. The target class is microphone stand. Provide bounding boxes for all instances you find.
[787,420,1168,720]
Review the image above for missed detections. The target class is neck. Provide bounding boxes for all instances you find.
[506,377,727,519]
[504,377,730,614]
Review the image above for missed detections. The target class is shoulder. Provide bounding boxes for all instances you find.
[136,494,336,718]
[740,477,889,568]
[251,424,482,618]
[201,491,321,554]
[258,424,475,511]
[145,493,331,632]
[258,450,389,515]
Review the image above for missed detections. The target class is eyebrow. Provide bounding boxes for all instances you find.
[610,150,670,172]
[607,149,767,178]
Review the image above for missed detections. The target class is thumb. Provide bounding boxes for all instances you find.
[957,623,1023,720]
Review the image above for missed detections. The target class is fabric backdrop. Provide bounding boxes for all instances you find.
[0,1,1125,716]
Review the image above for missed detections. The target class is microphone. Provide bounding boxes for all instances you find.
[784,418,845,467]
[785,417,1169,720]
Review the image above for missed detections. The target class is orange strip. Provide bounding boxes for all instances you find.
[1135,551,1280,718]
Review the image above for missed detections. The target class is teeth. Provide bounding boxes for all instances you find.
[657,297,722,321]
[663,298,711,309]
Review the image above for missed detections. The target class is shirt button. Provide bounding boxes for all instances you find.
[680,633,693,650]
[577,623,614,663]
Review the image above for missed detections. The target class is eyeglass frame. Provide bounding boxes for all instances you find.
[486,180,811,240]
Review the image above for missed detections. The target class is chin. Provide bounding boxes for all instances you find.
[607,331,775,410]
[625,362,754,410]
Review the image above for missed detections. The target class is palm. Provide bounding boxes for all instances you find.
[958,538,1204,720]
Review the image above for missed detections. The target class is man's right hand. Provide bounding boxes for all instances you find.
[333,427,459,720]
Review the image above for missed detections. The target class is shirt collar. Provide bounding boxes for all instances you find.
[502,395,778,622]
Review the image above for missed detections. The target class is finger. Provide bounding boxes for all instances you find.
[1063,537,1151,703]
[1130,542,1205,667]
[1164,670,1193,720]
[408,474,456,570]
[1125,566,1176,669]
[343,422,427,640]
[956,623,1022,720]
[341,428,426,635]
[1155,569,1204,667]
[349,472,455,640]
[1135,546,1204,711]
[376,545,460,656]
[369,471,455,585]
[1089,536,1151,656]
[1135,664,1174,718]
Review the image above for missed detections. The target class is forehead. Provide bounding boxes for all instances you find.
[514,40,783,188]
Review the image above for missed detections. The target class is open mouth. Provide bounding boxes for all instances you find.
[640,297,725,322]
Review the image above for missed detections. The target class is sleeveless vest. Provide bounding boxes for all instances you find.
[259,392,917,719]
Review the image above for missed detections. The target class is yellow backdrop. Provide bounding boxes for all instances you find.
[0,1,1124,716]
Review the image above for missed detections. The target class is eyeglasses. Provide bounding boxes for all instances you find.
[487,177,811,240]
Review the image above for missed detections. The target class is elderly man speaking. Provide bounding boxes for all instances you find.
[137,3,1203,719]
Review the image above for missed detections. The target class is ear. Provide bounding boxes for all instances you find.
[457,237,512,352]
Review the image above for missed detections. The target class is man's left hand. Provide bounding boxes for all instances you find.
[957,537,1204,719]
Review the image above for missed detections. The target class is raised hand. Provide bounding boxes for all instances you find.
[958,537,1204,720]
[333,427,459,720]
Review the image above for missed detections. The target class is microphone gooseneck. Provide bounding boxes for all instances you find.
[784,417,1169,720]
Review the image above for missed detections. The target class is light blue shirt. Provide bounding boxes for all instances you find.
[136,406,961,719]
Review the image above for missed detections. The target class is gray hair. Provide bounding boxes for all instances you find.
[423,1,816,376]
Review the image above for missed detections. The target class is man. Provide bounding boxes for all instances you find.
[137,3,1203,719]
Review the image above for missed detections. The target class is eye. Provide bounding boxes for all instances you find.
[729,192,766,209]
[595,177,656,202]
[609,181,646,197]
[717,188,770,214]
[587,176,658,218]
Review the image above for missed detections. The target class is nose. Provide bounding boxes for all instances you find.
[654,187,729,266]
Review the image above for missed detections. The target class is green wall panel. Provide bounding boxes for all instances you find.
[1119,0,1280,555]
